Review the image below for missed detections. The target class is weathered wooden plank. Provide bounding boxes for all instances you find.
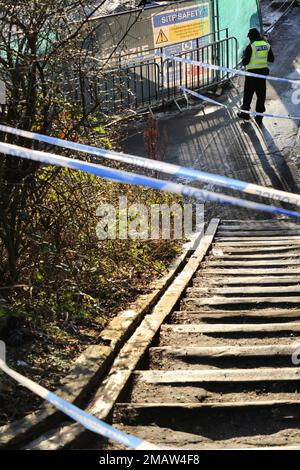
[134,368,300,384]
[197,268,300,275]
[220,219,297,225]
[184,296,300,305]
[194,276,300,285]
[211,245,300,253]
[150,345,298,358]
[215,236,300,242]
[173,309,300,319]
[219,231,300,236]
[204,260,300,267]
[217,231,300,237]
[220,219,288,224]
[219,225,300,231]
[209,252,300,260]
[161,323,300,333]
[214,241,300,247]
[188,286,300,295]
[116,401,300,413]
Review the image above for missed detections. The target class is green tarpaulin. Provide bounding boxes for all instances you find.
[214,0,262,59]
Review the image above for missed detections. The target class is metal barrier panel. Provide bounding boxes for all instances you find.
[162,36,238,102]
[80,35,237,113]
[162,37,235,102]
[98,62,161,113]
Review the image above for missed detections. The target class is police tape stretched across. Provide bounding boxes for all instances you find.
[1,124,300,207]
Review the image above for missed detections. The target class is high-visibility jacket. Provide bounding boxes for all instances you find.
[246,40,271,70]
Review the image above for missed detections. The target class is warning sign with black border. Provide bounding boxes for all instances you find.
[152,3,211,48]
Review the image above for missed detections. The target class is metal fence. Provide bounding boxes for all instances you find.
[80,34,238,114]
[162,36,238,103]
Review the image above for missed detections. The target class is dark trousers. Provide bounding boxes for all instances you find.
[241,75,267,122]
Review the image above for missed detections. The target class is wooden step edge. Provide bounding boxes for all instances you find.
[133,368,300,383]
[116,400,300,410]
[149,345,298,357]
[183,296,300,305]
[160,322,300,333]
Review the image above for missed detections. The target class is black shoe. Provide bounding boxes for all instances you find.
[237,112,250,121]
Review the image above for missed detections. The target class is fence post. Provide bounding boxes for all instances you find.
[0,80,6,105]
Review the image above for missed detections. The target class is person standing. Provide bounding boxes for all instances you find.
[238,28,275,126]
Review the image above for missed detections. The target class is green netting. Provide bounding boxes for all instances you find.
[215,0,261,61]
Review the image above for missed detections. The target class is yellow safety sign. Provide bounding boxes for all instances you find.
[156,29,169,45]
[152,4,211,48]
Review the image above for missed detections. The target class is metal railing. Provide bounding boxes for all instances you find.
[162,36,238,103]
[99,61,161,113]
[80,34,238,114]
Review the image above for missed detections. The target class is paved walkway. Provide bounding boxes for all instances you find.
[122,5,300,221]
[262,4,300,166]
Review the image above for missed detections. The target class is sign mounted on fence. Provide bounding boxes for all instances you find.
[88,0,213,61]
[152,3,211,48]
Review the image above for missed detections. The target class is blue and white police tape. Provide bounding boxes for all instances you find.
[1,123,300,207]
[161,54,300,86]
[0,342,157,449]
[1,140,300,219]
[181,87,227,109]
[180,86,300,121]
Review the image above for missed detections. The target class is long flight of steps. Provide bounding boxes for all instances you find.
[112,219,300,449]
